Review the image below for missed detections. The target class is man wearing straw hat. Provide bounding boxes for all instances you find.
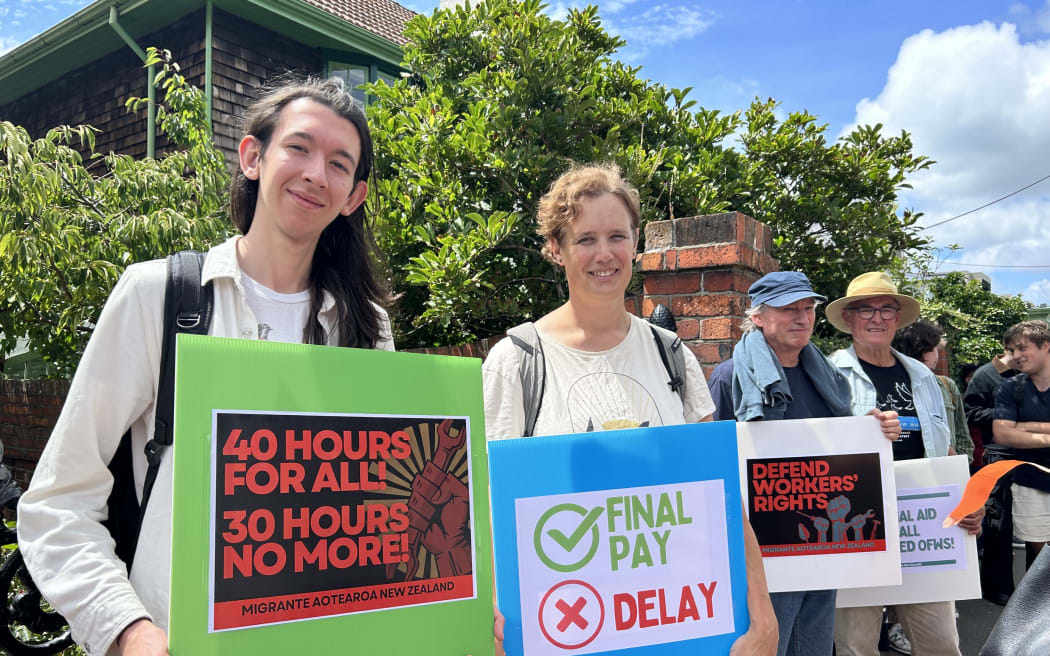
[828,271,982,656]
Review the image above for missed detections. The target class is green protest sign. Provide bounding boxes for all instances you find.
[169,335,493,655]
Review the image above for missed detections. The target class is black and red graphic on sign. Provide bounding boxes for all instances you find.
[746,453,886,557]
[212,412,474,630]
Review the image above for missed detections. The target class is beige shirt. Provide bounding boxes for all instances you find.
[483,314,715,440]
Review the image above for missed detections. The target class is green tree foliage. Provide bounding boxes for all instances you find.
[368,0,743,345]
[735,104,933,338]
[897,257,1032,378]
[368,0,935,347]
[0,49,231,376]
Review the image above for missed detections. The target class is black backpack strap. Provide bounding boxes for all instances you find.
[649,324,686,401]
[136,252,213,547]
[506,323,545,438]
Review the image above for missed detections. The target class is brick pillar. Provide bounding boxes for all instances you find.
[638,212,778,375]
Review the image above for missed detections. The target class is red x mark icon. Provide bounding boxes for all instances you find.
[539,580,605,649]
[555,596,588,632]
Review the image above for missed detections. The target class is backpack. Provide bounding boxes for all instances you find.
[102,251,214,569]
[506,321,687,437]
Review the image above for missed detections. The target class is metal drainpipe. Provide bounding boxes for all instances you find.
[205,0,213,134]
[108,4,155,159]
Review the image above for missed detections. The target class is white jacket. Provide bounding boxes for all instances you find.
[17,237,393,655]
[829,345,950,458]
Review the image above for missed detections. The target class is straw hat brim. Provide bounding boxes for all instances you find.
[825,292,921,333]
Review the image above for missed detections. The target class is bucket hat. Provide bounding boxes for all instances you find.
[825,271,921,333]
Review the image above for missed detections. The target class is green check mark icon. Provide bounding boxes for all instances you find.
[534,503,604,572]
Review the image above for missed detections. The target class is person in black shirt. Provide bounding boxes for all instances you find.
[992,321,1050,569]
[965,351,1016,459]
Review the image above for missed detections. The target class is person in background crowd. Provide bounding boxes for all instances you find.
[892,319,974,463]
[828,272,982,656]
[966,346,1019,604]
[707,271,901,656]
[993,320,1050,570]
[965,350,1017,460]
[885,318,975,654]
[960,363,978,388]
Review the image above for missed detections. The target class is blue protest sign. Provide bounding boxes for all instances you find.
[488,422,747,655]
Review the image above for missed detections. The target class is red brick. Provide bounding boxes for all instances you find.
[702,270,758,293]
[624,295,642,316]
[676,319,700,340]
[701,317,745,340]
[687,342,722,365]
[638,251,664,272]
[643,272,701,295]
[665,250,678,270]
[736,213,747,244]
[642,295,670,318]
[671,295,744,318]
[676,244,754,270]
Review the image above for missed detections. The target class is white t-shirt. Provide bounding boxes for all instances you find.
[483,314,715,440]
[240,270,312,343]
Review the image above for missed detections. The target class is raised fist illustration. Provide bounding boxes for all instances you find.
[390,419,472,581]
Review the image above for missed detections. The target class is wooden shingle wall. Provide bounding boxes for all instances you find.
[0,8,328,170]
[210,9,324,168]
[0,10,207,161]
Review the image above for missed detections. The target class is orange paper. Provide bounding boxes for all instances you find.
[943,460,1050,527]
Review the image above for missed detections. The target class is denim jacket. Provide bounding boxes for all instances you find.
[829,345,950,458]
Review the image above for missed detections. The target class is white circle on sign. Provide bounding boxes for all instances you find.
[538,579,605,649]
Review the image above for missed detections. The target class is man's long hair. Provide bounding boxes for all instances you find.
[229,76,386,348]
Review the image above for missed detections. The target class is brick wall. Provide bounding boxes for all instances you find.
[637,212,778,376]
[0,380,69,489]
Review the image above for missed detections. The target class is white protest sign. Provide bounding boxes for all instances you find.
[736,415,901,593]
[514,481,734,655]
[837,455,980,607]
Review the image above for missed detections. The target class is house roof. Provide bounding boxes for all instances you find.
[302,0,414,46]
[0,0,415,106]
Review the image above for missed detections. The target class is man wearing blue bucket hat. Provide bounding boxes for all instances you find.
[708,271,902,656]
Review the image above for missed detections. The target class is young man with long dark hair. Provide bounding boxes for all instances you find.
[18,77,392,656]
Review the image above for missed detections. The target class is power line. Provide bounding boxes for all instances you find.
[921,172,1050,230]
[938,262,1050,269]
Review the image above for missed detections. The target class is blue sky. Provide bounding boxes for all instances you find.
[3,0,1050,303]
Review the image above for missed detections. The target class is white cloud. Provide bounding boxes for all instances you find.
[546,0,651,21]
[1007,1,1050,34]
[543,2,715,58]
[603,0,644,14]
[1039,1,1050,32]
[607,4,715,56]
[14,9,27,18]
[1022,279,1050,305]
[845,20,1050,296]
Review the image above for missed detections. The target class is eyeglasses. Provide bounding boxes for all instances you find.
[846,306,900,320]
